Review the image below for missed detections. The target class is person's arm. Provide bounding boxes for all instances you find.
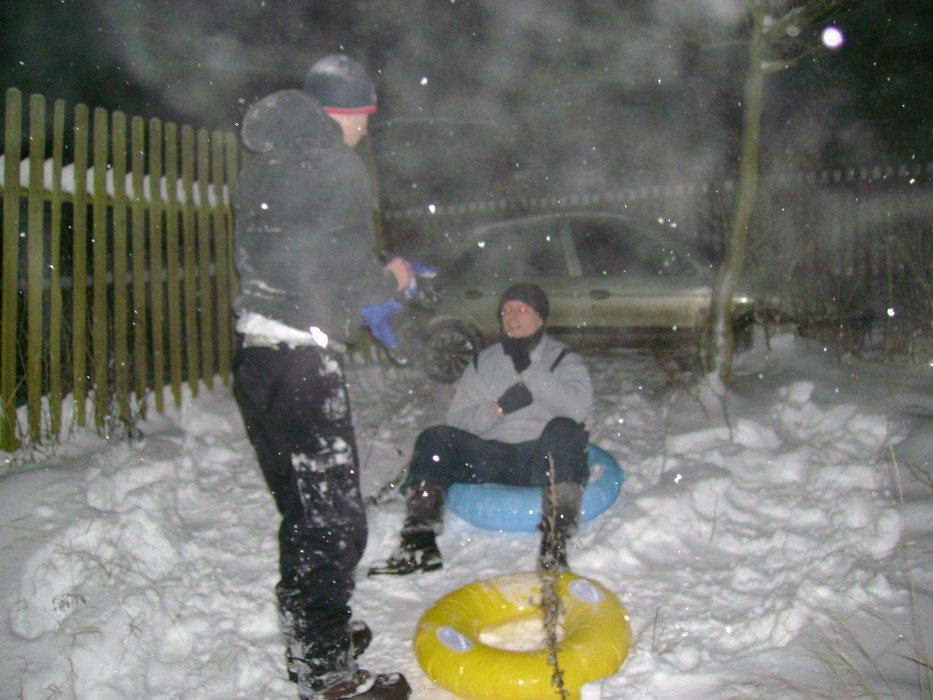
[445,352,504,435]
[384,255,412,292]
[520,350,593,423]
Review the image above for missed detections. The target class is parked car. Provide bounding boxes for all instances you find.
[413,211,755,382]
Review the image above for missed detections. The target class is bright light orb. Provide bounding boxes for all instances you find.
[821,25,845,50]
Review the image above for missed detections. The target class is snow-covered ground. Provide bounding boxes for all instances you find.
[1,331,930,699]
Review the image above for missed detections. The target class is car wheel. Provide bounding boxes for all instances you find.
[422,320,485,383]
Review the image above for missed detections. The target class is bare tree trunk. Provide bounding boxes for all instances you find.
[702,6,767,386]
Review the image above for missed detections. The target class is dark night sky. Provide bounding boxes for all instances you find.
[0,0,929,200]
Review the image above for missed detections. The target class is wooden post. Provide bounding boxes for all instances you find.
[71,104,89,427]
[181,125,200,395]
[26,95,46,441]
[91,107,109,429]
[0,89,21,450]
[164,122,183,406]
[112,111,130,424]
[148,118,165,413]
[211,130,232,384]
[196,128,214,389]
[48,99,65,437]
[130,116,149,414]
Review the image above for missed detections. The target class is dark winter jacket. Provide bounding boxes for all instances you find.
[232,89,397,344]
[446,333,593,443]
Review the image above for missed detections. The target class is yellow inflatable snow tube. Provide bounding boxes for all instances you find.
[414,572,631,699]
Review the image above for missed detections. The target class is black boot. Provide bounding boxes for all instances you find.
[369,482,445,576]
[368,530,441,576]
[290,631,411,699]
[299,670,412,699]
[287,620,372,683]
[538,481,583,574]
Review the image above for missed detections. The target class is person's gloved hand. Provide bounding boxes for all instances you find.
[398,260,442,309]
[496,382,533,414]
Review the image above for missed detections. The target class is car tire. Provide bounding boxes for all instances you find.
[421,319,485,383]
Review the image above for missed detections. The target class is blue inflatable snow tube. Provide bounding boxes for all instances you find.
[445,444,625,533]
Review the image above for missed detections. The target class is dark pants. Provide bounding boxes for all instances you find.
[233,343,366,677]
[405,417,589,492]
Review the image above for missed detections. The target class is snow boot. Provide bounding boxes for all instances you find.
[299,670,412,699]
[287,620,372,684]
[368,530,441,576]
[538,481,583,574]
[369,481,445,576]
[290,630,411,699]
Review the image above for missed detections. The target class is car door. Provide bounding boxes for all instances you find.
[568,216,712,347]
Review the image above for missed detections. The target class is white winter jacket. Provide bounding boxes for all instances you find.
[445,333,593,444]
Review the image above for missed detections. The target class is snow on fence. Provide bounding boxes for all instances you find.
[0,88,243,451]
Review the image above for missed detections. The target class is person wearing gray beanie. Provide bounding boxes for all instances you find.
[370,282,594,579]
[303,54,377,115]
[498,282,550,324]
[232,54,411,699]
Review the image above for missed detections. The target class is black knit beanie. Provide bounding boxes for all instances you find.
[498,283,549,323]
[303,54,377,114]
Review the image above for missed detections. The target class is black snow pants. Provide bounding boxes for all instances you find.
[404,417,590,491]
[233,343,366,679]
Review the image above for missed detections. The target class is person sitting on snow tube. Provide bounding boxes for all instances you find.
[369,283,594,577]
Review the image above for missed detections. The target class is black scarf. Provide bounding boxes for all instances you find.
[500,327,544,374]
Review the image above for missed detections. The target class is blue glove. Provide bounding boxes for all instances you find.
[408,260,438,278]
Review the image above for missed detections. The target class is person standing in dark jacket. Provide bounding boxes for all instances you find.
[232,54,411,699]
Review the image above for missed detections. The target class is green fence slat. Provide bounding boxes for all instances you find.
[26,94,47,441]
[91,107,109,428]
[49,99,65,436]
[148,117,165,413]
[211,130,232,384]
[130,116,149,412]
[71,104,89,428]
[195,128,214,389]
[181,125,200,394]
[1,88,22,451]
[223,133,240,378]
[112,110,130,424]
[164,122,183,406]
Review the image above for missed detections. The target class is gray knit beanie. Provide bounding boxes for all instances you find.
[303,54,376,114]
[498,283,550,323]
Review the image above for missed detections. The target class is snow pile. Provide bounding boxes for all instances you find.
[1,333,929,699]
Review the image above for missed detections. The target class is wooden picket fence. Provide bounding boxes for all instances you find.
[1,88,241,451]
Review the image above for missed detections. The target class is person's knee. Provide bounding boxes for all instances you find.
[415,424,457,448]
[542,416,584,437]
[540,417,588,452]
[539,418,589,484]
[406,425,458,488]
